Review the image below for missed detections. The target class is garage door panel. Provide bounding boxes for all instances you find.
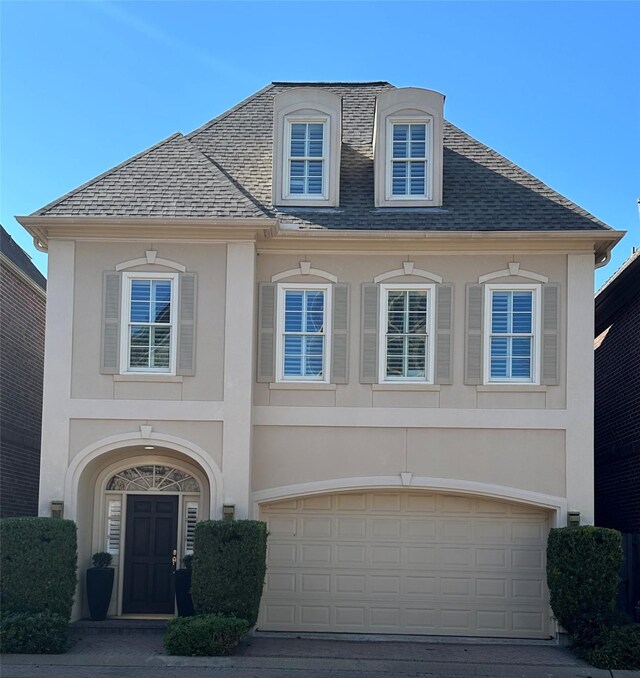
[260,492,551,638]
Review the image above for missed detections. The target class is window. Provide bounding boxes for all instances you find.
[276,283,331,382]
[484,284,540,383]
[390,122,431,198]
[287,121,326,197]
[379,284,435,382]
[120,272,178,374]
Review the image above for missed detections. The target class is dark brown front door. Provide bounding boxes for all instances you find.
[122,495,178,614]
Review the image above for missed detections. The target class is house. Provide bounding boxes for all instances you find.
[595,248,640,534]
[17,82,623,637]
[0,225,46,517]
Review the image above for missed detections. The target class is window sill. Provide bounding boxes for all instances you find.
[372,383,441,391]
[113,374,183,383]
[269,382,337,391]
[477,384,547,392]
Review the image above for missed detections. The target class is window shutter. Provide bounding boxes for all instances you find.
[464,284,483,385]
[331,284,350,384]
[435,283,453,384]
[106,499,122,555]
[541,283,560,385]
[101,272,121,374]
[184,502,198,555]
[360,284,379,384]
[257,283,276,382]
[177,273,197,376]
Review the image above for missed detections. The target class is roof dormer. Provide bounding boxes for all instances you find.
[373,87,445,208]
[272,88,342,208]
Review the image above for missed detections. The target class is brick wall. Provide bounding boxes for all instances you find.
[595,291,640,534]
[0,262,45,517]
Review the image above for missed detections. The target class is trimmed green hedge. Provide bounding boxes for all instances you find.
[164,614,249,656]
[579,624,640,670]
[191,520,267,626]
[0,518,78,620]
[0,612,69,654]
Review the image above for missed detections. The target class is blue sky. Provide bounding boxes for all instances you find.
[2,1,638,289]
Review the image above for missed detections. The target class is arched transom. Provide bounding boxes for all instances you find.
[106,465,200,493]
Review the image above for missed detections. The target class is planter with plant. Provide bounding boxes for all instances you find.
[175,554,194,617]
[86,552,114,621]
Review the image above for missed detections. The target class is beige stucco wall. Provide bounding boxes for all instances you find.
[254,252,568,410]
[71,241,226,401]
[251,425,565,499]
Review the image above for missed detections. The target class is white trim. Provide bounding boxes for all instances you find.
[373,264,442,284]
[385,117,434,201]
[479,264,548,284]
[483,283,541,385]
[119,271,179,375]
[252,477,567,526]
[283,116,329,200]
[275,282,332,383]
[115,253,186,272]
[378,283,436,384]
[272,263,338,284]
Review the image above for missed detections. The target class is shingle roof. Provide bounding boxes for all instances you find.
[1,226,46,290]
[33,82,611,231]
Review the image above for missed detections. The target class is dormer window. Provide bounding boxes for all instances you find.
[287,120,327,197]
[273,88,341,207]
[374,87,445,208]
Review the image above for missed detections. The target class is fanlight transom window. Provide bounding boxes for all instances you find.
[106,465,200,493]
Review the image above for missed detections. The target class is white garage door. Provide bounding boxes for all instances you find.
[259,492,551,638]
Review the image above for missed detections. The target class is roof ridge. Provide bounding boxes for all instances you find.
[270,81,392,86]
[186,83,276,141]
[444,120,611,231]
[33,133,184,216]
[597,247,640,295]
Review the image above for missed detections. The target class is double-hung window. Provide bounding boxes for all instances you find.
[276,283,331,382]
[379,284,435,382]
[286,120,326,198]
[485,284,540,383]
[120,272,178,374]
[388,120,432,199]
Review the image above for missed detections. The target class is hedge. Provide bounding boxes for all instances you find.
[578,623,640,670]
[0,517,78,620]
[0,612,69,654]
[191,520,267,626]
[547,526,622,637]
[164,614,249,656]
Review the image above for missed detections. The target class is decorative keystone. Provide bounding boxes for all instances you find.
[403,261,415,275]
[400,472,413,486]
[140,425,153,438]
[300,261,312,275]
[145,250,157,264]
[508,262,520,275]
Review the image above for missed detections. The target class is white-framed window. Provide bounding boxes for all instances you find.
[378,283,435,382]
[387,118,433,200]
[275,283,332,382]
[119,272,179,374]
[484,284,541,384]
[284,118,327,199]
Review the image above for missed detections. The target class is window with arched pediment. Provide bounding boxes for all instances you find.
[106,465,200,493]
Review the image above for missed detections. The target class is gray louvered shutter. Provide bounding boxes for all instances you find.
[331,283,350,384]
[177,273,197,376]
[464,284,484,385]
[541,283,560,385]
[360,284,379,384]
[257,283,276,382]
[434,283,453,384]
[101,272,121,374]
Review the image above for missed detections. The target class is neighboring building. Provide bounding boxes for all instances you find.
[0,225,46,517]
[18,82,623,638]
[595,248,640,534]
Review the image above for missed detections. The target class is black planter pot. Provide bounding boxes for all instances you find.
[174,569,194,616]
[86,567,114,621]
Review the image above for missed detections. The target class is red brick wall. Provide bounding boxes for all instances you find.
[595,291,640,534]
[0,263,45,517]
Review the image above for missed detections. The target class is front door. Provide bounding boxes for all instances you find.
[122,494,178,614]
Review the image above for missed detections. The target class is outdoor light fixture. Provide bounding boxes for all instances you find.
[567,511,581,527]
[144,446,155,450]
[50,500,64,519]
[222,504,235,521]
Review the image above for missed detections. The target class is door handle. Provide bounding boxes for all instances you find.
[171,549,177,567]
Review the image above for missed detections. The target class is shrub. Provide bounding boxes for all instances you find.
[191,520,267,626]
[0,612,68,654]
[164,614,249,656]
[546,526,622,637]
[92,552,112,568]
[0,518,77,620]
[579,624,640,670]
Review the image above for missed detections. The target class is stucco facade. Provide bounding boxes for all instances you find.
[18,82,622,636]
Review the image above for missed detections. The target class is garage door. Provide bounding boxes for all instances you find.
[259,491,551,638]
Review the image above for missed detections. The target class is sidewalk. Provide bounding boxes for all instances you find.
[2,633,639,677]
